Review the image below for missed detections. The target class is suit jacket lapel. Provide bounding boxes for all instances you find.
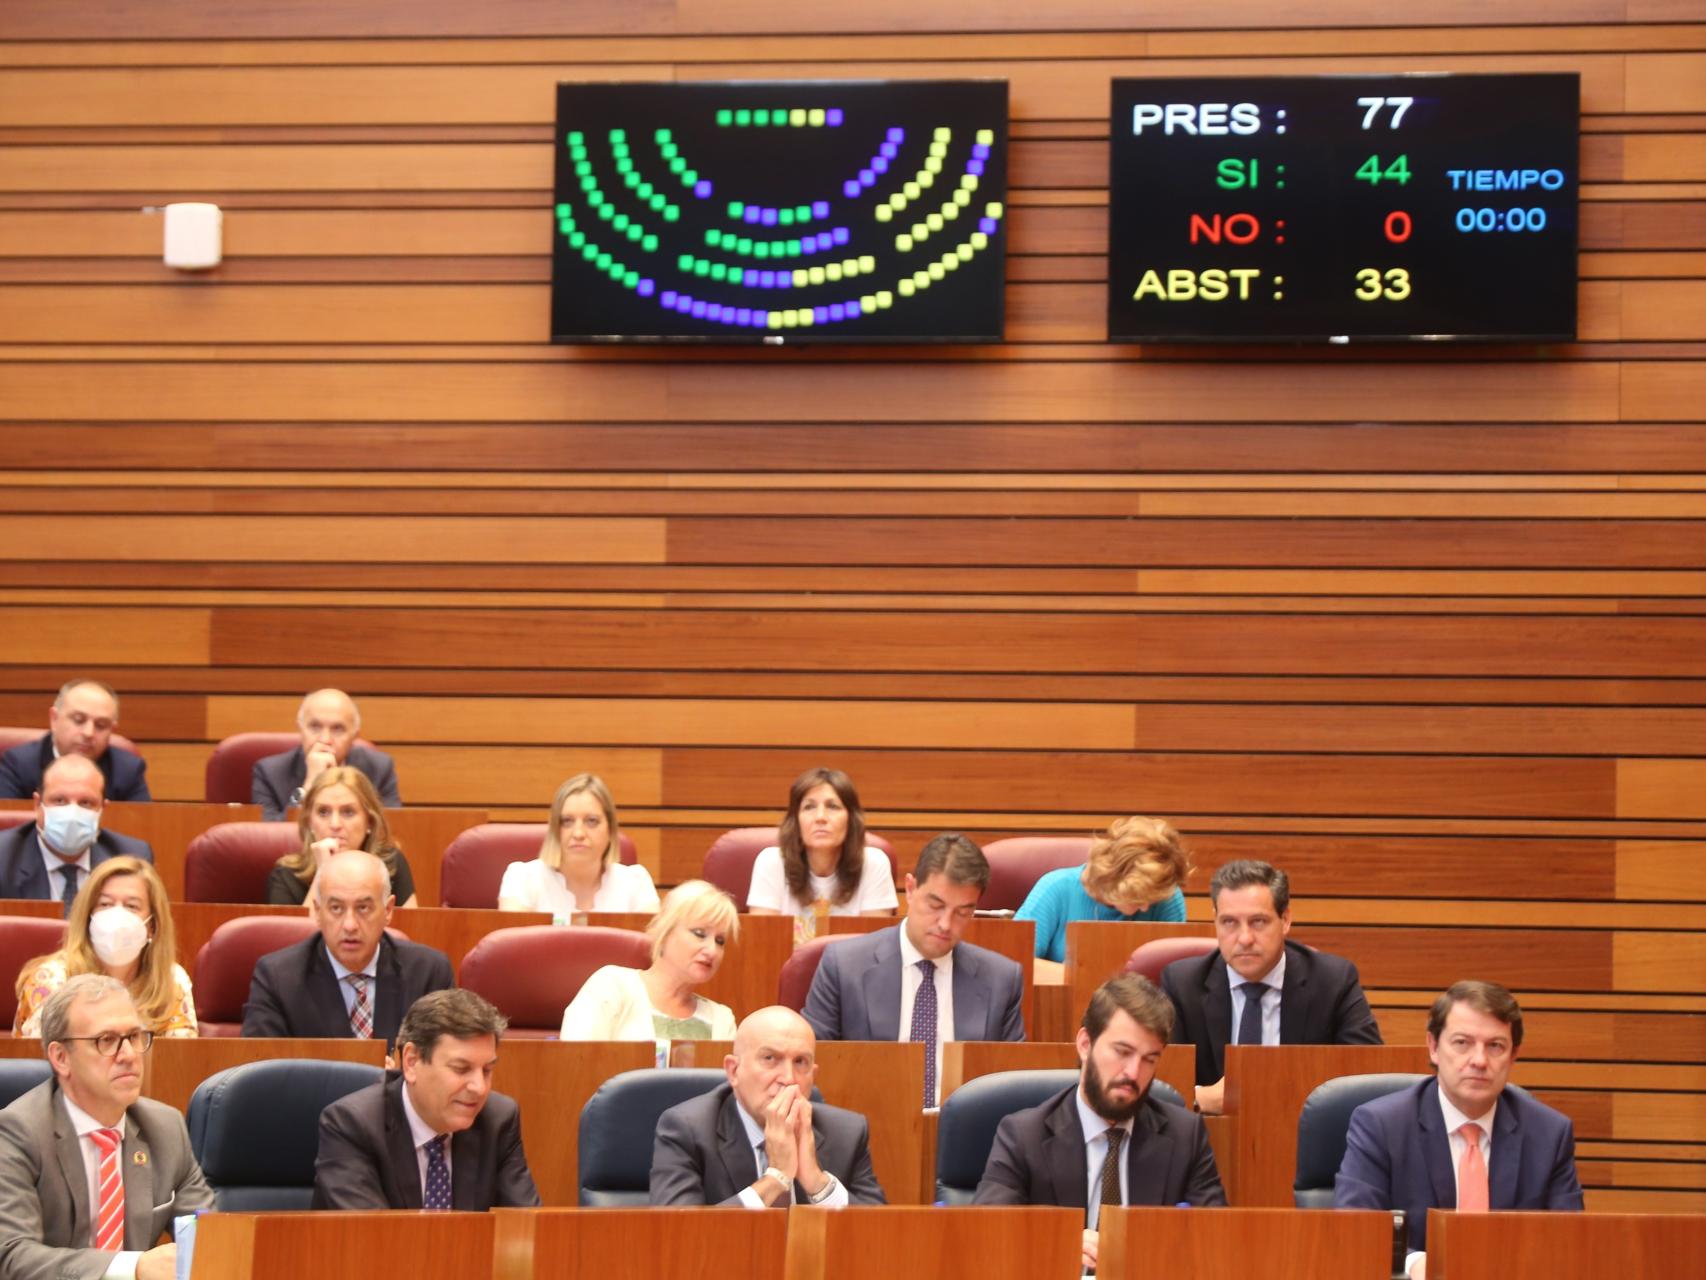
[1045,1092,1089,1211]
[1489,1092,1523,1209]
[120,1114,157,1250]
[863,936,903,1043]
[1278,942,1307,1044]
[304,941,351,1037]
[1418,1082,1458,1210]
[951,945,988,1041]
[385,1080,423,1209]
[715,1091,760,1203]
[372,936,402,1043]
[7,828,51,900]
[450,1123,484,1211]
[1123,1102,1171,1205]
[1203,958,1232,1076]
[50,1091,91,1244]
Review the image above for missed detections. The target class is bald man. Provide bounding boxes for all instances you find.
[251,688,402,820]
[0,755,153,912]
[241,851,452,1047]
[650,1006,885,1207]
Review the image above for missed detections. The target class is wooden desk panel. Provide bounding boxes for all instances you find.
[1428,1210,1706,1278]
[141,1036,385,1112]
[591,910,794,1021]
[1223,1043,1433,1207]
[829,916,1038,1039]
[497,1039,655,1207]
[672,1038,927,1205]
[189,1211,493,1280]
[495,1207,786,1280]
[1064,921,1214,1033]
[1101,1207,1395,1280]
[785,1205,1081,1280]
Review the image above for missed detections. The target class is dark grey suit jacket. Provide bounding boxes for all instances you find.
[650,1082,886,1206]
[0,1079,214,1280]
[973,1084,1226,1209]
[1161,939,1384,1085]
[240,933,453,1048]
[0,736,151,803]
[801,925,1026,1044]
[311,1072,539,1210]
[0,825,155,905]
[1335,1078,1583,1252]
[251,744,401,821]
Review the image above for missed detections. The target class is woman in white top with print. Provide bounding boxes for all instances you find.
[745,766,898,945]
[559,879,740,1041]
[497,773,659,919]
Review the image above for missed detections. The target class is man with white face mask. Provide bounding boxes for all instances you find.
[0,756,153,915]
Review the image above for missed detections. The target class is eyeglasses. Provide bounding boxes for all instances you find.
[62,1029,154,1057]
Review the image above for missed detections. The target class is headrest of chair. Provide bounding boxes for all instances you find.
[188,1057,385,1184]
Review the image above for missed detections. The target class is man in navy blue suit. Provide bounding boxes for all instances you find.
[1335,980,1583,1279]
[0,755,153,912]
[251,688,401,821]
[0,679,151,802]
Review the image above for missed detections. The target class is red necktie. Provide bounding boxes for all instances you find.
[90,1127,125,1251]
[1457,1122,1489,1212]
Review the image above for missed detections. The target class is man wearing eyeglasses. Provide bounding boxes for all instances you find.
[241,850,452,1047]
[0,974,213,1280]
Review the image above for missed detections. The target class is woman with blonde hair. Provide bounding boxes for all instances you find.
[498,773,659,917]
[13,855,197,1037]
[559,879,740,1041]
[1015,815,1193,967]
[266,765,418,907]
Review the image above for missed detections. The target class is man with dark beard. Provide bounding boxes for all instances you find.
[974,975,1224,1272]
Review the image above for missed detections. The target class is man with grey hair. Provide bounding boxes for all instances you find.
[0,975,213,1280]
[250,687,401,820]
[241,849,451,1045]
[0,679,151,802]
[313,989,539,1211]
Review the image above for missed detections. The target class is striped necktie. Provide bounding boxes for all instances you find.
[347,973,373,1038]
[90,1127,125,1251]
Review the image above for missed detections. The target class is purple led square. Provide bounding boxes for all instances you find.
[814,307,829,323]
[829,303,846,321]
[847,298,863,315]
[761,208,778,226]
[968,159,985,176]
[812,201,828,218]
[979,217,997,235]
[872,157,889,175]
[842,179,860,198]
[754,310,770,327]
[859,169,873,186]
[777,272,791,288]
[736,307,752,325]
[637,279,655,297]
[694,179,712,198]
[678,295,696,314]
[887,127,904,143]
[827,109,843,126]
[707,303,723,321]
[691,301,708,319]
[973,143,991,160]
[815,232,832,251]
[661,290,677,306]
[744,206,760,224]
[880,142,898,159]
[760,271,775,288]
[833,227,850,245]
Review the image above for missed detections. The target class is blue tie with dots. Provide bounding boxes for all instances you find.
[910,958,939,1108]
[423,1134,451,1210]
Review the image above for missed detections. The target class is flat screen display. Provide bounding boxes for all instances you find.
[551,80,1009,343]
[1106,73,1580,342]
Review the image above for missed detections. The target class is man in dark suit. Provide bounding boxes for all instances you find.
[651,1006,886,1207]
[241,850,452,1047]
[251,688,401,821]
[975,974,1224,1272]
[0,755,153,914]
[312,989,539,1211]
[0,679,151,802]
[802,833,1026,1108]
[1336,980,1583,1280]
[1161,859,1382,1113]
[0,974,214,1280]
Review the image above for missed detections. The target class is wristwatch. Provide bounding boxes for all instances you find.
[807,1173,840,1204]
[763,1165,790,1194]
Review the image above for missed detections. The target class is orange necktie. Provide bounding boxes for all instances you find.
[1456,1121,1489,1212]
[90,1127,125,1251]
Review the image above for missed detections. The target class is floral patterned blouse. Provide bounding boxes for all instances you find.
[12,955,199,1038]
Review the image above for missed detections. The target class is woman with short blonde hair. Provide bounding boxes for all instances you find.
[498,773,659,917]
[1015,816,1193,963]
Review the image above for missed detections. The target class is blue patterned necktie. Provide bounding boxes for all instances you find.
[423,1134,451,1210]
[909,957,939,1108]
[1237,981,1268,1045]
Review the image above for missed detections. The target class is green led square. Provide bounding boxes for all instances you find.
[662,207,680,222]
[728,202,744,218]
[754,243,770,259]
[694,260,710,276]
[737,237,752,254]
[612,213,629,231]
[581,243,597,260]
[734,109,751,126]
[795,205,811,222]
[654,128,671,142]
[609,128,625,142]
[649,195,667,211]
[597,205,613,220]
[754,109,770,126]
[606,261,622,279]
[568,231,586,249]
[612,142,629,158]
[682,169,697,185]
[641,234,658,252]
[778,209,794,226]
[626,225,642,241]
[716,109,733,126]
[787,239,801,256]
[623,172,639,188]
[623,270,639,287]
[637,183,653,200]
[669,157,686,174]
[710,263,727,281]
[678,254,694,270]
[567,131,584,144]
[575,161,591,177]
[706,230,723,247]
[555,203,569,217]
[730,267,744,284]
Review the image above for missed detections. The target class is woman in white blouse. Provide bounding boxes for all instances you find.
[558,879,740,1041]
[497,773,659,918]
[745,766,897,945]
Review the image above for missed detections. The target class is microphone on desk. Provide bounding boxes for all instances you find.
[1388,1210,1408,1280]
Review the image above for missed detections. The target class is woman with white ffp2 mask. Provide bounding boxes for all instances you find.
[12,856,199,1038]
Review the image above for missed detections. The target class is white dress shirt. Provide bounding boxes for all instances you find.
[1227,949,1286,1046]
[60,1094,140,1280]
[896,927,955,1106]
[1406,1089,1497,1278]
[732,1097,848,1210]
[1074,1088,1134,1232]
[400,1079,452,1198]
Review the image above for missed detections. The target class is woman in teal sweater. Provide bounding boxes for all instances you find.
[1015,815,1194,967]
